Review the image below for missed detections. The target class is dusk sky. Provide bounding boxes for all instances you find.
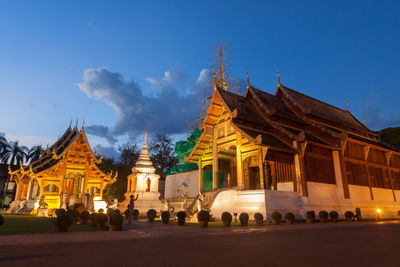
[1,0,400,158]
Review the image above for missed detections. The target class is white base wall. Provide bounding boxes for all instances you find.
[165,170,199,199]
[208,183,400,220]
[119,191,164,213]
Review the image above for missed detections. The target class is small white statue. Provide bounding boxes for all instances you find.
[37,196,49,217]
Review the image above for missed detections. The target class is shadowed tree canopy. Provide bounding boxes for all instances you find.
[0,140,28,166]
[149,133,178,180]
[379,127,400,152]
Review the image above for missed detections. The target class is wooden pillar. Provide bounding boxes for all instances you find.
[212,132,219,190]
[338,151,350,199]
[385,152,397,202]
[270,161,277,190]
[26,178,32,200]
[15,175,21,201]
[198,158,203,192]
[258,147,265,190]
[291,163,297,192]
[363,146,374,200]
[236,132,244,190]
[297,154,308,197]
[100,179,104,199]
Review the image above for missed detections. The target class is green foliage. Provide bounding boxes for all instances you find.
[161,211,170,224]
[147,209,157,222]
[239,213,249,221]
[221,212,233,222]
[254,212,264,221]
[133,209,139,216]
[319,210,329,219]
[96,213,108,226]
[271,211,282,221]
[379,127,400,152]
[55,209,66,218]
[89,213,97,227]
[110,213,123,226]
[306,210,316,219]
[177,211,186,225]
[56,213,73,232]
[329,211,339,220]
[167,128,201,175]
[149,133,178,180]
[344,211,354,219]
[80,211,90,223]
[285,212,295,221]
[197,210,210,222]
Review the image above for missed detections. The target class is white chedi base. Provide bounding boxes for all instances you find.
[119,191,164,213]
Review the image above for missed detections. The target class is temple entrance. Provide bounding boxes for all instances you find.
[146,177,151,192]
[243,156,261,190]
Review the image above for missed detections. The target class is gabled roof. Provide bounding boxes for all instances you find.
[277,85,370,133]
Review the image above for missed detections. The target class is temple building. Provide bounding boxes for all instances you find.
[185,72,400,219]
[8,124,116,213]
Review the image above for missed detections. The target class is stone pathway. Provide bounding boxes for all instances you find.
[0,220,397,246]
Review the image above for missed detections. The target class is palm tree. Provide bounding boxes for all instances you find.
[0,136,7,154]
[27,145,41,164]
[0,141,28,166]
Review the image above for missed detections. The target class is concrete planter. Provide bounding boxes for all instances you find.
[272,219,280,225]
[256,219,263,226]
[199,221,208,228]
[286,219,294,225]
[223,220,231,227]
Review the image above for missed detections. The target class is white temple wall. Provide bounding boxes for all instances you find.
[372,188,395,202]
[165,170,199,199]
[277,182,294,192]
[348,185,371,201]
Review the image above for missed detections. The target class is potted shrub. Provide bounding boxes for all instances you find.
[161,211,170,224]
[177,211,186,226]
[344,211,354,222]
[306,210,315,224]
[285,212,295,224]
[271,211,282,225]
[109,211,124,231]
[319,210,329,223]
[80,211,90,224]
[55,209,66,218]
[239,213,249,226]
[133,209,139,220]
[197,210,210,228]
[147,209,157,222]
[221,212,233,227]
[0,214,4,227]
[329,211,339,222]
[96,210,108,229]
[254,213,264,226]
[89,213,97,227]
[124,209,129,220]
[56,213,73,232]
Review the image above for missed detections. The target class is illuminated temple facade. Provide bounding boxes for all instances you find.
[185,74,400,219]
[9,125,116,212]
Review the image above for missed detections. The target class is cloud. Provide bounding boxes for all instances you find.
[77,67,208,144]
[93,144,120,161]
[85,125,117,145]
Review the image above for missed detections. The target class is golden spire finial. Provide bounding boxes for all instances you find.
[346,100,349,112]
[363,119,366,126]
[144,123,148,148]
[246,68,250,89]
[75,119,78,128]
[81,120,85,130]
[69,120,72,128]
[213,72,217,91]
[277,68,280,86]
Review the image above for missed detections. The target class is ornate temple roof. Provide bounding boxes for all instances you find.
[133,127,156,173]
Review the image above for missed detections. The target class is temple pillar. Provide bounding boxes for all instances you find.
[100,179,105,199]
[385,152,397,202]
[212,132,218,190]
[332,150,350,199]
[236,132,244,190]
[26,179,32,200]
[363,146,374,200]
[258,147,264,190]
[198,158,203,192]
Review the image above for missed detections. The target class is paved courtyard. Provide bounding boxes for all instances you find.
[0,220,399,266]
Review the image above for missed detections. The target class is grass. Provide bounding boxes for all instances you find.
[0,215,103,234]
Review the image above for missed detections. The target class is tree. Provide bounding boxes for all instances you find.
[0,136,7,154]
[0,140,28,166]
[100,143,141,201]
[149,133,178,180]
[27,145,41,164]
[379,127,400,152]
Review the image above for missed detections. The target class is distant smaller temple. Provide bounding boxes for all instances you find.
[8,124,116,214]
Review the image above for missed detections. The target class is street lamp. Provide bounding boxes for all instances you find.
[376,209,382,221]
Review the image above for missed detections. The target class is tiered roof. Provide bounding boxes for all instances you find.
[187,80,389,163]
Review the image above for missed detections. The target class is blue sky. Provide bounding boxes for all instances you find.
[1,1,400,158]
